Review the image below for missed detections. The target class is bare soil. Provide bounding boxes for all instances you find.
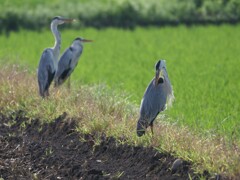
[0,111,220,180]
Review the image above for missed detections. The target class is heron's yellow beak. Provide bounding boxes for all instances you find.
[82,39,93,42]
[155,69,164,86]
[63,18,75,23]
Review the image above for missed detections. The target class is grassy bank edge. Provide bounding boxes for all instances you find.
[0,65,239,178]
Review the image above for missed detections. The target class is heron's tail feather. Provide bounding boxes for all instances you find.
[136,119,146,137]
[38,81,45,98]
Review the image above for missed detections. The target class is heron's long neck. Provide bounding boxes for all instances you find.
[51,23,61,63]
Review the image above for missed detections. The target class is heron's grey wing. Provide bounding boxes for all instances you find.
[137,79,156,136]
[55,48,73,86]
[137,80,155,127]
[37,49,55,96]
[70,46,83,69]
[137,79,168,136]
[140,79,167,123]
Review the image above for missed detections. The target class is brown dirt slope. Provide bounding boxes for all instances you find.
[0,111,218,179]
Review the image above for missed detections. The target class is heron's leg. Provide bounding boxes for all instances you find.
[150,122,154,136]
[67,76,71,90]
[55,86,61,97]
[46,89,50,97]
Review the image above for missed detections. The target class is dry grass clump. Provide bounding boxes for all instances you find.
[0,65,240,178]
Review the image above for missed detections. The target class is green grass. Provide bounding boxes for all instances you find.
[0,25,239,142]
[0,66,239,178]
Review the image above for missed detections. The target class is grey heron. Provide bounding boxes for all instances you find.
[54,37,93,87]
[136,60,174,137]
[37,16,74,98]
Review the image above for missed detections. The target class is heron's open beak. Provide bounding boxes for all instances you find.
[82,39,93,42]
[155,69,164,86]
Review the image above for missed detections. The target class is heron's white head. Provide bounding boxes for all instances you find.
[51,16,75,26]
[155,60,167,86]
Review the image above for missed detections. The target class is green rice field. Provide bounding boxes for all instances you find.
[0,24,239,142]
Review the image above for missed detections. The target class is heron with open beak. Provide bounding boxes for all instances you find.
[137,60,174,137]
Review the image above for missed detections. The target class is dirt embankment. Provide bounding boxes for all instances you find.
[0,111,220,179]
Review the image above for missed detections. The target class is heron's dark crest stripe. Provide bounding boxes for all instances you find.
[155,60,161,71]
[52,16,61,21]
[74,37,82,41]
